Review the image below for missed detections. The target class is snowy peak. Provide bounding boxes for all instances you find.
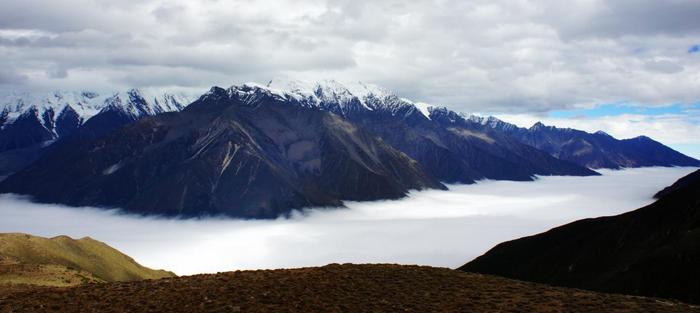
[464,115,517,131]
[530,121,547,130]
[226,78,429,119]
[0,88,196,151]
[0,89,195,127]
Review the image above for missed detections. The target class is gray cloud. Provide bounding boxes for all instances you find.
[0,68,28,85]
[644,59,684,74]
[0,0,699,114]
[0,167,694,275]
[540,0,700,39]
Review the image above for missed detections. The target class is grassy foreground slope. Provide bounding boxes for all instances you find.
[0,233,173,286]
[0,264,696,312]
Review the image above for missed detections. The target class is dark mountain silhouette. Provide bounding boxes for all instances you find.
[460,169,700,304]
[654,169,700,199]
[0,87,442,218]
[469,116,700,169]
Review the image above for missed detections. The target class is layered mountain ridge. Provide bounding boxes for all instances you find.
[466,115,700,169]
[0,89,194,175]
[0,89,192,147]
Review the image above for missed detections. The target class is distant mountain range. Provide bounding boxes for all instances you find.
[0,79,697,217]
[460,169,700,304]
[467,115,700,169]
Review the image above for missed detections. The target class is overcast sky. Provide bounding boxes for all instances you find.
[1,0,699,154]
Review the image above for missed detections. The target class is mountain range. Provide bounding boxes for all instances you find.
[460,169,700,304]
[0,89,193,176]
[0,79,697,217]
[468,115,700,169]
[0,86,442,217]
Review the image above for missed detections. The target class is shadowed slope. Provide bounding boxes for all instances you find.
[461,169,700,304]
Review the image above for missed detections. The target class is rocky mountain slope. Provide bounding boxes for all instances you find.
[460,169,700,304]
[0,264,696,313]
[0,86,442,218]
[468,115,700,169]
[230,80,598,183]
[0,233,173,287]
[0,90,193,175]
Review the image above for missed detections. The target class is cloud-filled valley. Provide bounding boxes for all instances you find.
[0,167,695,276]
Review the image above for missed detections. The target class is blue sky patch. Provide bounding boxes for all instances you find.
[549,102,699,119]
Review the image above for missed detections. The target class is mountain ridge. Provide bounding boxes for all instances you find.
[224,80,599,183]
[466,115,700,169]
[0,89,196,175]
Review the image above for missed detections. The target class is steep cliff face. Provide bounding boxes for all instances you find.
[0,87,443,218]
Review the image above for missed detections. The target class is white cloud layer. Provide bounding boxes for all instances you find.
[0,0,699,114]
[0,167,695,275]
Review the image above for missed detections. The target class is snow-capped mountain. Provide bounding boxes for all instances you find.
[224,79,424,119]
[0,86,444,218]
[0,89,195,175]
[223,79,697,172]
[206,80,600,183]
[0,89,192,137]
[466,114,520,132]
[1,78,696,192]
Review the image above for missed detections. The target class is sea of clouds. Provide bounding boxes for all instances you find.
[0,167,696,275]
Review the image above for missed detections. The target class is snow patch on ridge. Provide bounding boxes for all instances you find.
[233,78,434,118]
[0,89,196,128]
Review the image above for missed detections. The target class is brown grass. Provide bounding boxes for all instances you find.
[0,264,697,312]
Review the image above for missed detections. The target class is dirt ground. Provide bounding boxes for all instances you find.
[0,264,697,312]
